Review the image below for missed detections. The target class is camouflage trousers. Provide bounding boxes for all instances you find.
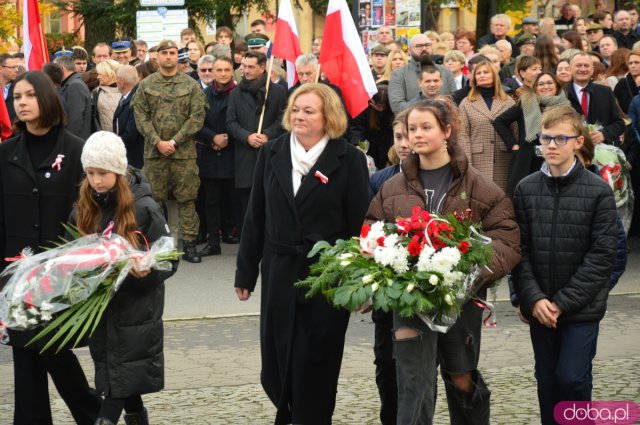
[144,157,200,240]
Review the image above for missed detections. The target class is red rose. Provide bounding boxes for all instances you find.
[361,224,371,238]
[458,241,470,254]
[411,206,422,217]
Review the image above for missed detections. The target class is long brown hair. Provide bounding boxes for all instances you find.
[467,62,508,101]
[76,173,139,248]
[404,97,462,159]
[534,35,560,73]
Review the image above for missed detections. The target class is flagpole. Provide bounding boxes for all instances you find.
[314,63,321,84]
[257,56,275,135]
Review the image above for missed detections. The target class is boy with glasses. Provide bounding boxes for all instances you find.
[513,106,618,425]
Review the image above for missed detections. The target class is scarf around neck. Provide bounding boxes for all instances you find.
[213,80,237,96]
[520,91,571,142]
[290,133,329,196]
[239,73,267,95]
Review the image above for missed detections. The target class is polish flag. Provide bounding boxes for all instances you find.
[320,0,377,118]
[0,99,11,141]
[271,0,302,88]
[23,0,49,71]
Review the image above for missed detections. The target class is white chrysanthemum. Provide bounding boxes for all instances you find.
[429,247,461,274]
[443,271,465,287]
[28,318,38,326]
[384,233,399,247]
[391,249,410,274]
[361,221,387,253]
[13,313,28,328]
[41,311,53,322]
[40,301,53,311]
[416,246,435,272]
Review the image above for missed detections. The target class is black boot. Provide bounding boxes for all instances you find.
[222,233,240,244]
[199,237,221,256]
[182,240,202,263]
[94,419,115,425]
[195,231,208,245]
[123,408,149,425]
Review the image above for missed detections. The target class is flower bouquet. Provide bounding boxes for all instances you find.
[0,229,179,352]
[296,207,494,333]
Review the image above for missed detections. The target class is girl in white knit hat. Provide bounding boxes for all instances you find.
[69,131,178,425]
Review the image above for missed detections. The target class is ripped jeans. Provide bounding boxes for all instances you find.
[393,297,490,425]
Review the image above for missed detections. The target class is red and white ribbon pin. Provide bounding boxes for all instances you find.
[314,170,329,184]
[51,154,65,171]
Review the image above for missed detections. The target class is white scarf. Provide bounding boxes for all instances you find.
[290,133,329,196]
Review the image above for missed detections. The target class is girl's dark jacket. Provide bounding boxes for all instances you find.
[0,127,84,348]
[366,149,521,289]
[69,168,178,398]
[512,160,618,325]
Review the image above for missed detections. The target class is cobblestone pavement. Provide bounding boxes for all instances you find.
[1,295,639,424]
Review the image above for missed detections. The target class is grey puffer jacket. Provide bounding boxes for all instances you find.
[512,160,618,325]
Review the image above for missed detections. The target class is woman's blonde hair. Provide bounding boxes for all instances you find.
[95,59,121,83]
[76,172,139,248]
[468,61,508,101]
[283,83,348,139]
[381,49,408,81]
[423,30,441,42]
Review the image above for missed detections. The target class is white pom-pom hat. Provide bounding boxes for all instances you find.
[81,131,128,175]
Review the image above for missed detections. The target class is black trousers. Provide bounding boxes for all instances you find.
[13,346,102,425]
[372,309,397,425]
[201,177,236,238]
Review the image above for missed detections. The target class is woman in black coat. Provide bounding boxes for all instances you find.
[0,71,101,424]
[493,72,570,194]
[70,132,177,425]
[196,57,238,255]
[234,84,370,425]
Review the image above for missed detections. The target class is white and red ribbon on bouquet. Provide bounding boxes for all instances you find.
[51,154,64,171]
[314,170,329,184]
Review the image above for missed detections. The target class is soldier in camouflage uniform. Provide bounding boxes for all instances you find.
[131,39,206,263]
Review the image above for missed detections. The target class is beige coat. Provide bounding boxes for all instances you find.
[459,95,517,192]
[95,85,121,132]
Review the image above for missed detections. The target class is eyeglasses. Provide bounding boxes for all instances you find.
[537,134,580,145]
[413,43,432,50]
[199,68,213,73]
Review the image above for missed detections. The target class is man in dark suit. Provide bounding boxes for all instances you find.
[114,65,144,168]
[566,52,625,146]
[0,53,18,121]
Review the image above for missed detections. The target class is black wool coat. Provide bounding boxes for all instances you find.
[113,84,145,169]
[0,127,85,347]
[492,104,543,195]
[566,82,625,145]
[512,161,618,325]
[226,76,287,189]
[69,168,177,398]
[235,133,369,424]
[197,84,235,180]
[613,73,639,114]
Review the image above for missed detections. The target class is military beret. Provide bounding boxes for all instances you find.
[111,40,131,53]
[522,17,539,25]
[178,47,190,63]
[156,39,179,52]
[371,44,391,55]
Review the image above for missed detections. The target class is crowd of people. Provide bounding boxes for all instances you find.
[0,4,633,424]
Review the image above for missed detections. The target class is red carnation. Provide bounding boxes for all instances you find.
[411,206,422,217]
[407,240,422,256]
[361,224,371,238]
[458,241,470,254]
[377,236,386,247]
[40,276,53,294]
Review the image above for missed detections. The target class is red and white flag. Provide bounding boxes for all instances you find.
[319,0,377,118]
[23,0,49,71]
[272,0,302,88]
[0,99,12,141]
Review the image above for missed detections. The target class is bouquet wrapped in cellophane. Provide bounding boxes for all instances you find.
[0,229,179,352]
[296,207,494,333]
